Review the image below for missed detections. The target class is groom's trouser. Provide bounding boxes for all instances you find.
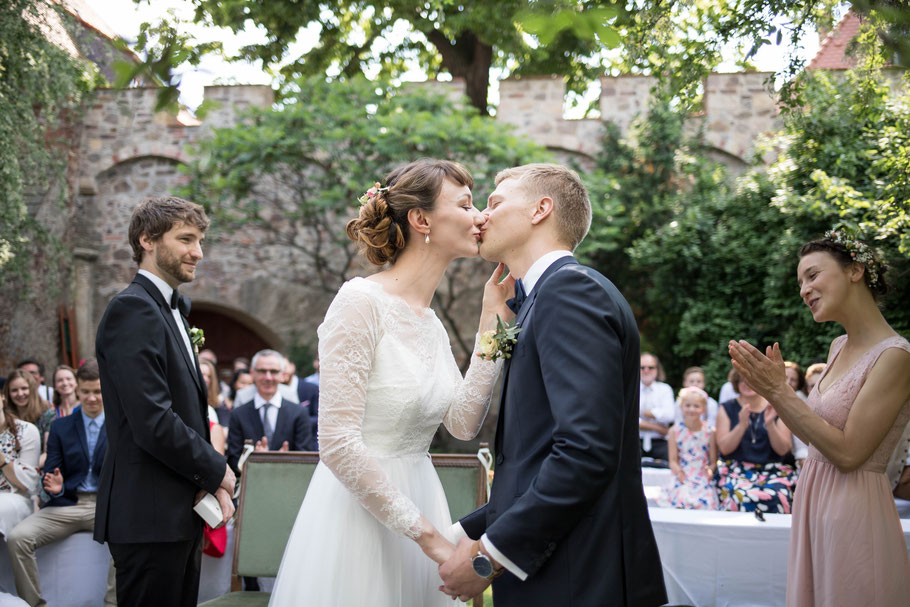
[109,527,202,607]
[7,493,117,607]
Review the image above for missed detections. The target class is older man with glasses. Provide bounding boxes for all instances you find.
[638,352,675,462]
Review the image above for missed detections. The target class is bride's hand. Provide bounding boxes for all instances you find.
[479,262,516,331]
[415,518,457,565]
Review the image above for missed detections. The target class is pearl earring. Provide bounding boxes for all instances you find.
[425,232,430,245]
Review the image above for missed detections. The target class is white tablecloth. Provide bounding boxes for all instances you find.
[649,507,910,607]
[0,527,234,605]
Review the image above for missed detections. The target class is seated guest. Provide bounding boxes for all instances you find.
[784,361,809,467]
[0,396,41,541]
[888,421,910,508]
[50,366,79,419]
[6,359,116,606]
[716,369,796,513]
[220,368,253,427]
[673,366,719,428]
[804,362,826,395]
[227,349,316,473]
[661,387,719,510]
[639,352,675,461]
[717,368,739,405]
[284,361,319,441]
[200,359,229,442]
[15,361,52,405]
[2,371,53,463]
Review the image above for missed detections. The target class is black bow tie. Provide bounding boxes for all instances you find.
[506,278,527,314]
[170,290,191,317]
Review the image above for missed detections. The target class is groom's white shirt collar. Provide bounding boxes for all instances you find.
[521,250,572,295]
[138,269,175,303]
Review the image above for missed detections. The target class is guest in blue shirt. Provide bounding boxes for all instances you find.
[6,359,116,607]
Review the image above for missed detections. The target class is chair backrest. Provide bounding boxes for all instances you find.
[233,451,319,578]
[430,452,487,521]
[231,450,487,578]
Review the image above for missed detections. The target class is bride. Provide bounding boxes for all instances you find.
[269,158,514,606]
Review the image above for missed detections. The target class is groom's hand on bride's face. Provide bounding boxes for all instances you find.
[438,538,491,601]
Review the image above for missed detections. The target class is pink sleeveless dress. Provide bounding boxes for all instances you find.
[788,335,910,606]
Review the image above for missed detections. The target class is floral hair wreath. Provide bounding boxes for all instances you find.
[825,229,884,290]
[358,182,390,206]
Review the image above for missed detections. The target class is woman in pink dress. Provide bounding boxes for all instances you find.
[729,231,910,606]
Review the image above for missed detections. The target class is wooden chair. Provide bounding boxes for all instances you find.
[200,449,488,606]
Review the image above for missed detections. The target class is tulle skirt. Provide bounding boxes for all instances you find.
[269,454,453,607]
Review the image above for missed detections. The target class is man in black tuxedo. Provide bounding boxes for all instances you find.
[94,196,235,607]
[7,359,116,606]
[439,164,667,606]
[227,349,316,473]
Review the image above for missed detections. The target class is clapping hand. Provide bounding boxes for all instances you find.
[254,437,289,452]
[729,340,789,401]
[43,468,64,495]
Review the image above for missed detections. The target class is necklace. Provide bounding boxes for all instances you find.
[750,411,762,445]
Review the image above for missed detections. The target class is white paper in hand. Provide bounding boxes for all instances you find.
[194,492,223,527]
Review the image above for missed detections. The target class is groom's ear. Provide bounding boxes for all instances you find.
[529,196,554,225]
[406,208,430,236]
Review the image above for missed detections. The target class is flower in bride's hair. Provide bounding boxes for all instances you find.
[358,182,389,206]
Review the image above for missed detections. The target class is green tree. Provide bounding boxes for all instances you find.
[628,55,910,392]
[127,0,622,114]
[0,0,98,288]
[180,77,548,361]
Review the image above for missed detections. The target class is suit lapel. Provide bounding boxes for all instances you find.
[132,274,205,395]
[273,402,290,448]
[495,255,579,455]
[249,403,265,440]
[73,410,89,459]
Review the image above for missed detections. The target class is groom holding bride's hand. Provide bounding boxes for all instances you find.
[439,164,667,606]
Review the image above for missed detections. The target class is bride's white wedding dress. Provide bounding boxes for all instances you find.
[269,278,501,606]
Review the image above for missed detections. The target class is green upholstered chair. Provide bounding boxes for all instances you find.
[200,448,488,606]
[199,451,319,607]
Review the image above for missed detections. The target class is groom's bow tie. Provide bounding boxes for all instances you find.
[170,290,191,317]
[506,278,527,314]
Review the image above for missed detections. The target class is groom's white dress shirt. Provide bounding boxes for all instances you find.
[138,269,195,364]
[449,249,572,581]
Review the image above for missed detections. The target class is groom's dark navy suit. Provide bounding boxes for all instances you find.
[95,272,227,606]
[460,256,667,606]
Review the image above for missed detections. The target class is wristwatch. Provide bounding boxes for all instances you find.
[471,542,503,580]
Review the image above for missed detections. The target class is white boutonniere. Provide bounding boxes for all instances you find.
[189,327,205,355]
[476,315,521,362]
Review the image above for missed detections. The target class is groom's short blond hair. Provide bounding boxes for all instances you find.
[494,163,591,250]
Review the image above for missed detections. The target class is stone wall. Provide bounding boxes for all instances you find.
[8,72,784,373]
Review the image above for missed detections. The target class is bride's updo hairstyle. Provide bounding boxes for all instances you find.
[799,232,888,298]
[346,158,473,266]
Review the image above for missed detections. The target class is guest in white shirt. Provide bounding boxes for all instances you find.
[639,352,675,461]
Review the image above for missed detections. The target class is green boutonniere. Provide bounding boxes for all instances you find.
[476,315,521,362]
[189,327,205,355]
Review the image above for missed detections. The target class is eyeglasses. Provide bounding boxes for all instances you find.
[640,365,657,371]
[253,368,283,376]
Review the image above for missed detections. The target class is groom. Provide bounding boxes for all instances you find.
[439,164,667,606]
[95,196,235,606]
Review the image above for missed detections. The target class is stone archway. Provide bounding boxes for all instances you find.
[186,301,283,380]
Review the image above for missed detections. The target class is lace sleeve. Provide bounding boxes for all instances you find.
[316,282,422,539]
[443,334,503,440]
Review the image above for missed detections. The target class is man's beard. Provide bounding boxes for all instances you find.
[156,245,193,284]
